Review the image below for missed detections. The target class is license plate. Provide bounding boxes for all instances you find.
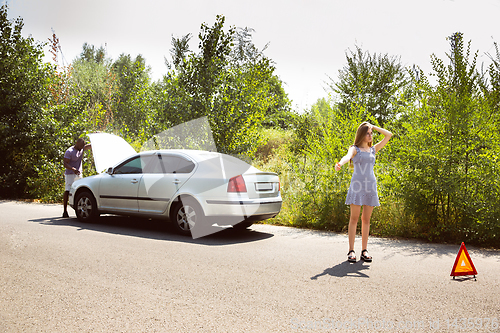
[255,182,273,191]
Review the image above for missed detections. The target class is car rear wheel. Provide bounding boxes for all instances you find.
[75,191,99,222]
[172,199,203,236]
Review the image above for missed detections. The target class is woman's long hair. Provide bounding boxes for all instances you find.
[349,122,372,167]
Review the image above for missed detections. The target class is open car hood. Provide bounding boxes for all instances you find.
[88,133,137,173]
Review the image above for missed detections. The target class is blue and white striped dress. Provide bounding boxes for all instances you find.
[345,145,380,207]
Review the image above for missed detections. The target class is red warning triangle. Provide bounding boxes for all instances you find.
[450,242,477,277]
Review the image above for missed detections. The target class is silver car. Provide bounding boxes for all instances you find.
[69,134,281,238]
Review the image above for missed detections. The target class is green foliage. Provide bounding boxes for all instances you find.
[330,45,408,126]
[112,53,157,139]
[0,5,52,197]
[160,15,293,157]
[80,42,106,63]
[166,34,191,69]
[388,32,500,245]
[483,42,500,115]
[71,58,117,118]
[27,160,65,203]
[254,127,292,162]
[261,75,295,130]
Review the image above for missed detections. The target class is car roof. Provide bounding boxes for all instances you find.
[137,149,259,175]
[138,149,221,163]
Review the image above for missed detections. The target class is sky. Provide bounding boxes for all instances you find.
[3,0,500,110]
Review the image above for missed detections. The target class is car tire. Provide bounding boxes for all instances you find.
[75,191,99,222]
[172,198,203,236]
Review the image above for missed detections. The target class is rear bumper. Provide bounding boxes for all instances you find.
[210,213,279,227]
[203,199,282,218]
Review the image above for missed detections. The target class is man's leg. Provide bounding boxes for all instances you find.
[63,174,71,217]
[62,191,69,217]
[63,191,69,210]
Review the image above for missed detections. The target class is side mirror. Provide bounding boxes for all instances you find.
[106,167,114,175]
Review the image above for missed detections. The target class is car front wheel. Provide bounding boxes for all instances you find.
[75,191,99,222]
[172,199,203,236]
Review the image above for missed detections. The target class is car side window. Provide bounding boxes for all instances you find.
[145,155,163,174]
[114,156,153,174]
[156,154,195,174]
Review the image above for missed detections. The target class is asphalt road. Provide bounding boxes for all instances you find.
[1,200,499,332]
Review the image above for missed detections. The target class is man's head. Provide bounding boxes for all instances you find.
[75,138,86,151]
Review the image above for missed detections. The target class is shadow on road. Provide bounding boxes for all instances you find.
[311,261,370,280]
[28,215,274,246]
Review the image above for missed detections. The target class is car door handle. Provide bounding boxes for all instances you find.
[131,179,139,184]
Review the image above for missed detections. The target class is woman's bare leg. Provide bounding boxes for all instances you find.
[361,205,374,251]
[348,204,361,251]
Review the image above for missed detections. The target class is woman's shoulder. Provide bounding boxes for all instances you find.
[349,145,359,156]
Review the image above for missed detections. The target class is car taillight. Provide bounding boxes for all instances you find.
[227,175,247,193]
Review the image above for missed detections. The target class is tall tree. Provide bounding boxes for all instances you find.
[330,45,408,125]
[80,42,106,63]
[160,15,292,156]
[230,27,293,129]
[112,53,153,138]
[70,44,117,129]
[166,34,191,69]
[0,5,51,197]
[390,32,500,244]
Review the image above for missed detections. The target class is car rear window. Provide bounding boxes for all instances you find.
[148,154,195,174]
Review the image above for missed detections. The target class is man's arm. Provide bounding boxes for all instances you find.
[64,158,80,175]
[84,143,92,151]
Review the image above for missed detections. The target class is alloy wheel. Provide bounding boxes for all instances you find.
[77,196,93,219]
[176,204,197,232]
